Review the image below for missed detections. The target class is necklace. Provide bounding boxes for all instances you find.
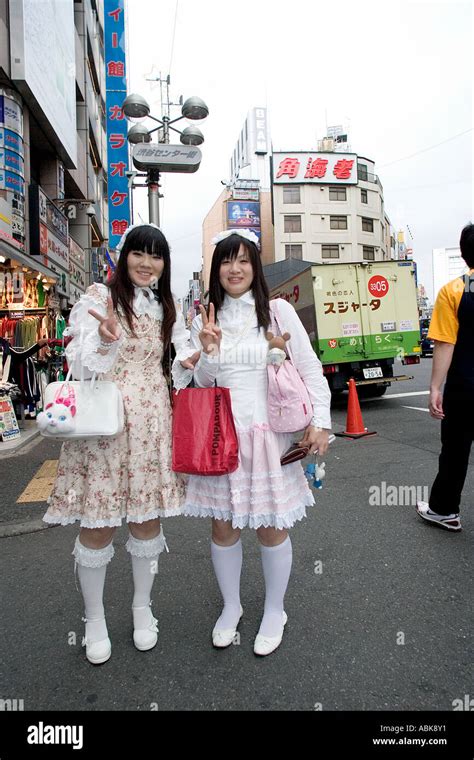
[118,316,162,365]
[219,307,256,353]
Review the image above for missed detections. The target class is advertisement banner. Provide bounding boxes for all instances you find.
[9,1,76,166]
[0,92,23,135]
[104,0,130,250]
[0,395,21,441]
[0,148,25,176]
[0,127,24,158]
[0,168,24,195]
[227,201,260,228]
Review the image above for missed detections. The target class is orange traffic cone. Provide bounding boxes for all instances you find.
[335,378,377,439]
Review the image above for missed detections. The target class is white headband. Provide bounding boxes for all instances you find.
[211,228,260,250]
[115,222,162,257]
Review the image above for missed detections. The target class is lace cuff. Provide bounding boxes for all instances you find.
[171,347,197,390]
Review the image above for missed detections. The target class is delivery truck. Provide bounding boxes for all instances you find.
[264,259,421,397]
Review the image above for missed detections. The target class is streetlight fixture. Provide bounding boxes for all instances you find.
[122,89,209,226]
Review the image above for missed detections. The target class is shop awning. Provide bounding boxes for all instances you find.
[0,239,58,281]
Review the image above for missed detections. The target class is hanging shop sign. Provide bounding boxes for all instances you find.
[29,184,70,272]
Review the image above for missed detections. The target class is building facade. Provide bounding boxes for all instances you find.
[432,245,467,299]
[272,149,395,264]
[0,0,117,315]
[201,106,274,292]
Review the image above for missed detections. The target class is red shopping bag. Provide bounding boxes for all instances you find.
[172,387,239,475]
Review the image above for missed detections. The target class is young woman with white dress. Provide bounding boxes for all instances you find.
[174,229,332,656]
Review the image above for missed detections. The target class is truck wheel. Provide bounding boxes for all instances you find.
[366,384,388,397]
[358,384,387,398]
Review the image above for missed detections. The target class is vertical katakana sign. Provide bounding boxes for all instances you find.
[104,0,130,250]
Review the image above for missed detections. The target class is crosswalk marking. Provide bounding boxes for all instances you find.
[17,460,58,503]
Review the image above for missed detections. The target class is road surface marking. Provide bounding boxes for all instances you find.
[362,390,429,403]
[402,406,430,412]
[17,459,58,503]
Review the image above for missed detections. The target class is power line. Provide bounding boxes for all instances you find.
[168,0,179,77]
[379,128,473,169]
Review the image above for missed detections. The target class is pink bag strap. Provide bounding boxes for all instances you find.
[269,299,295,365]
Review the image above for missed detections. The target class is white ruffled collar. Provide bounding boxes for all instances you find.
[133,286,162,317]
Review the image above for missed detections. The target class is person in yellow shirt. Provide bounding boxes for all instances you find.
[416,223,474,531]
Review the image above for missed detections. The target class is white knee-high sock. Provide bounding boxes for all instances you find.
[258,535,292,637]
[73,536,115,643]
[126,531,167,629]
[211,538,242,630]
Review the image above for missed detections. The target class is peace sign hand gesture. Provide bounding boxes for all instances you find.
[199,303,221,355]
[88,296,122,344]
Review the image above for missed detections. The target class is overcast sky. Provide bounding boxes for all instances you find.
[126,0,473,302]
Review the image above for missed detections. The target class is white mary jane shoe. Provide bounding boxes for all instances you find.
[212,605,243,648]
[82,618,111,665]
[253,611,288,657]
[133,604,159,652]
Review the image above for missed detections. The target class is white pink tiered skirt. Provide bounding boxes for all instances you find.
[182,423,315,529]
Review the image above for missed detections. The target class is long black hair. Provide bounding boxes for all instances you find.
[109,225,176,352]
[207,234,270,330]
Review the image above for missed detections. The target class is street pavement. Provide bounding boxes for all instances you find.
[0,357,472,711]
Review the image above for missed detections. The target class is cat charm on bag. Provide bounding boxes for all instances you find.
[37,384,77,435]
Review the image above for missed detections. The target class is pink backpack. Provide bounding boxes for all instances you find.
[267,300,313,433]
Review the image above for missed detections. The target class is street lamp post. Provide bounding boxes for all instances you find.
[122,92,209,226]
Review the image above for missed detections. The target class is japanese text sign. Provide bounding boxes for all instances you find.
[273,152,358,185]
[105,0,130,250]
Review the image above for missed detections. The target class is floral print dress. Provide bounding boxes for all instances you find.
[44,283,188,528]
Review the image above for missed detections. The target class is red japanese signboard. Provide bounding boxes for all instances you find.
[273,152,358,184]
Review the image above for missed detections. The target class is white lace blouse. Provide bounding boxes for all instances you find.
[65,282,190,379]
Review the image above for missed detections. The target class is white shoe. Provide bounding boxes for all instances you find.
[133,603,159,651]
[212,605,243,648]
[82,618,111,665]
[416,501,462,532]
[253,611,288,656]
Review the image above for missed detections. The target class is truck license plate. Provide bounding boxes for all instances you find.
[363,367,383,379]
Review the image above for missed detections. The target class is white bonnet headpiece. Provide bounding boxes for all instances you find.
[115,222,162,258]
[211,228,260,250]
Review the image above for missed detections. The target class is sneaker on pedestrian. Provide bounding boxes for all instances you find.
[416,501,462,532]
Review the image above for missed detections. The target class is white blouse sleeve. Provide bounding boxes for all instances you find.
[170,309,195,390]
[191,315,220,388]
[65,283,124,378]
[273,299,332,430]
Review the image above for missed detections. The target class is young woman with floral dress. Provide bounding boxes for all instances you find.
[174,229,332,656]
[44,224,193,665]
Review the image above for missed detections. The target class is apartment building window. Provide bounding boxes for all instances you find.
[285,244,303,260]
[329,186,346,201]
[284,215,302,233]
[358,163,368,181]
[330,215,347,230]
[363,246,375,260]
[362,217,374,232]
[283,185,300,204]
[322,245,340,259]
[361,189,368,204]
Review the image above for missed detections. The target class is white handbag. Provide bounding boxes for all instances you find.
[37,369,124,440]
